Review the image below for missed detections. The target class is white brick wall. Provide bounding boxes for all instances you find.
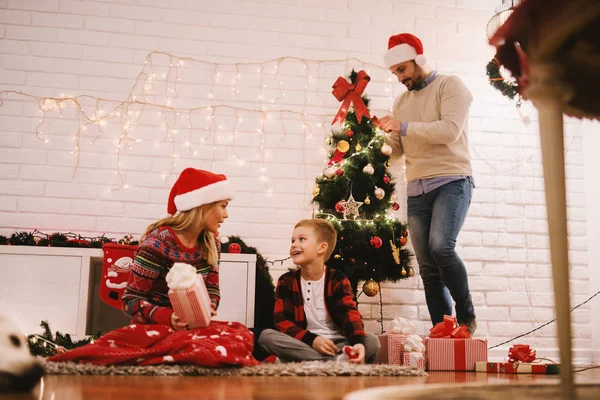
[0,0,592,360]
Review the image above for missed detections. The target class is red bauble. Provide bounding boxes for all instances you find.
[349,258,356,263]
[336,169,344,176]
[392,203,400,211]
[403,229,409,238]
[400,237,408,246]
[228,243,241,254]
[346,130,354,138]
[335,202,345,213]
[370,236,383,249]
[383,176,390,184]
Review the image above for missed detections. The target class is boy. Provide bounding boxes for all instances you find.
[258,219,380,363]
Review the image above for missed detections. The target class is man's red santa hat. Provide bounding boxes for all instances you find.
[384,33,428,68]
[167,168,234,215]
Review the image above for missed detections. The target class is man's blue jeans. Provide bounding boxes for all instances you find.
[407,178,476,326]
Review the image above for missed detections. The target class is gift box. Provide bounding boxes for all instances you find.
[376,334,408,365]
[426,337,488,371]
[376,334,427,368]
[168,275,212,329]
[402,350,427,370]
[476,361,560,375]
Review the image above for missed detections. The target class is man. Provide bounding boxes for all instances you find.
[379,33,477,333]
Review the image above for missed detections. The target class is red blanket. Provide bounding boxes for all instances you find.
[47,321,259,367]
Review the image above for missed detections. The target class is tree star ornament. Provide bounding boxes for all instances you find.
[339,193,363,219]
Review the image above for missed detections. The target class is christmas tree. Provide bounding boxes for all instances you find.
[312,70,413,296]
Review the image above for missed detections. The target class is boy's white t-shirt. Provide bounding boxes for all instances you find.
[300,272,345,340]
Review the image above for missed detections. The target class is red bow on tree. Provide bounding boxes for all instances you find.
[508,344,536,363]
[331,70,371,125]
[429,315,471,338]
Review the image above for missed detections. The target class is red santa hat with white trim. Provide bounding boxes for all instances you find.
[384,33,428,68]
[167,168,234,216]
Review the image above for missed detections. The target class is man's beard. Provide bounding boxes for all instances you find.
[402,67,424,91]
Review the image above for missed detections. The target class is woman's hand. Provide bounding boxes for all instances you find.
[170,312,188,331]
[378,116,402,135]
[210,303,218,317]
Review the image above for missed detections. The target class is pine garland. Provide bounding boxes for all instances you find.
[28,320,102,357]
[0,229,137,248]
[486,57,519,100]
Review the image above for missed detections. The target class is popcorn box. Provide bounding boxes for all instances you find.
[168,275,212,329]
[425,338,488,371]
[476,361,560,375]
[376,334,427,366]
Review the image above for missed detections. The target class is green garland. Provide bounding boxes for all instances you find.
[486,57,519,101]
[0,229,137,247]
[28,321,101,357]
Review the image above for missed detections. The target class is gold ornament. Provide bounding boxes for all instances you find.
[355,143,362,151]
[334,254,341,259]
[401,269,407,276]
[326,138,332,146]
[390,240,400,264]
[364,195,371,205]
[363,279,380,297]
[339,193,364,219]
[386,160,391,167]
[374,187,385,200]
[312,186,320,196]
[337,140,350,153]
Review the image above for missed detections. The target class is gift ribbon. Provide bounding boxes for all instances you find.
[331,70,371,125]
[508,344,536,363]
[328,149,346,166]
[429,315,471,339]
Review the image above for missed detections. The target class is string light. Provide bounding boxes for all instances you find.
[0,51,394,192]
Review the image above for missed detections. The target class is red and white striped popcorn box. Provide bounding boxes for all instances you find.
[376,334,428,365]
[402,351,427,370]
[168,276,212,329]
[425,338,488,371]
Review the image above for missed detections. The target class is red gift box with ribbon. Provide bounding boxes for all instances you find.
[425,315,488,371]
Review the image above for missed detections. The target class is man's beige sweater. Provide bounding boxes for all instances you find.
[386,74,473,183]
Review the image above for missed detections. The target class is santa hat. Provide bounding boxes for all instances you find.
[384,33,427,68]
[167,168,234,216]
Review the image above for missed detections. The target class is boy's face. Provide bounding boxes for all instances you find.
[290,226,328,266]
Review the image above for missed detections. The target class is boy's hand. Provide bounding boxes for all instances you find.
[312,336,339,356]
[170,312,188,331]
[348,343,366,364]
[210,303,218,317]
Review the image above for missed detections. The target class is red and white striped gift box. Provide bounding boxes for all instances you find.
[425,338,488,371]
[402,351,426,370]
[376,335,428,365]
[168,276,212,329]
[376,334,408,365]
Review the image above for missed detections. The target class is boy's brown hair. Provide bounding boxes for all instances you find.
[294,218,337,261]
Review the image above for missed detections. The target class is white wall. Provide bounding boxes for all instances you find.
[0,0,592,361]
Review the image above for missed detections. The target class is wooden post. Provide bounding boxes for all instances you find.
[527,63,575,399]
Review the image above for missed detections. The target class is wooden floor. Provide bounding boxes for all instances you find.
[3,369,600,400]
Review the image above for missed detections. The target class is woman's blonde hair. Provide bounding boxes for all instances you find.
[142,201,223,266]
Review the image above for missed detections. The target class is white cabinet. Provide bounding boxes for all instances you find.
[0,246,256,338]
